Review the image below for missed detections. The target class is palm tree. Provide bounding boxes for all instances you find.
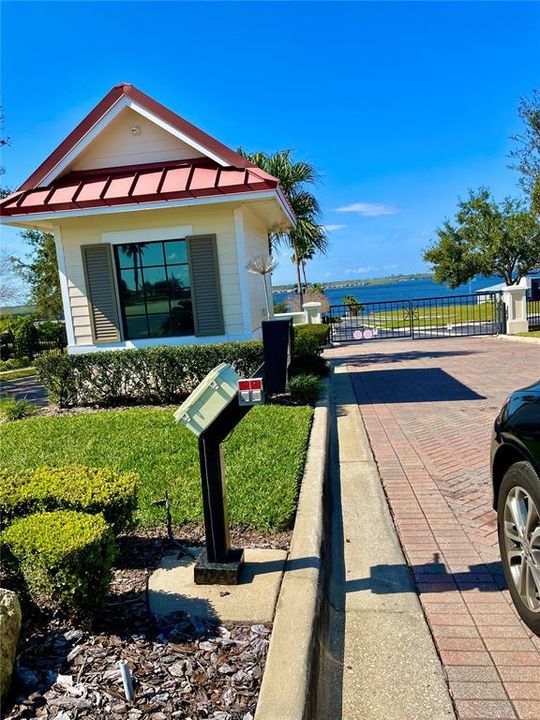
[237,149,328,306]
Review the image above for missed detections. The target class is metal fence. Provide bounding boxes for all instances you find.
[325,291,506,343]
[527,298,540,330]
[0,338,65,361]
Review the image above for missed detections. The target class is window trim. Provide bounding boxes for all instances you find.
[113,237,194,341]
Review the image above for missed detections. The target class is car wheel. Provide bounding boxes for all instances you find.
[498,461,540,635]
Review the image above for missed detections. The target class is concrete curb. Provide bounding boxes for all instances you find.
[255,386,329,720]
[496,334,540,345]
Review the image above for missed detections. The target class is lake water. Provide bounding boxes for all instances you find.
[273,275,501,307]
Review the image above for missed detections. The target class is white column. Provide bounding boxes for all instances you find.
[233,206,253,336]
[52,225,76,350]
[303,301,322,324]
[502,280,529,335]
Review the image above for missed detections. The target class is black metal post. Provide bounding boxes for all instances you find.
[194,399,252,585]
[192,319,292,586]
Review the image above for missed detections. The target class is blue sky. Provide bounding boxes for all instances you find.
[1,1,539,286]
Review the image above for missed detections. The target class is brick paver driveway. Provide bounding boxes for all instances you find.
[327,337,540,720]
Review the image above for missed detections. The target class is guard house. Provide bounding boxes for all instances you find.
[0,84,295,354]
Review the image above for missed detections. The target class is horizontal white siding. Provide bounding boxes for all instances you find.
[57,204,243,349]
[72,107,204,171]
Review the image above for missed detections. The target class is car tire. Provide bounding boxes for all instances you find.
[497,460,540,635]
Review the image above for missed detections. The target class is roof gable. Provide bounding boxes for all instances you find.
[70,107,205,171]
[17,83,255,192]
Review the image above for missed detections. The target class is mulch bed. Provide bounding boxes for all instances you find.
[2,528,289,720]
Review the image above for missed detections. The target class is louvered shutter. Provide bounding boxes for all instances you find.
[187,235,224,337]
[81,244,121,343]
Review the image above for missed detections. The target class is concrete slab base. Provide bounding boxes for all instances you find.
[148,547,287,624]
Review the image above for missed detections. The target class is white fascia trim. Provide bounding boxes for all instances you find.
[233,207,253,335]
[0,189,283,223]
[52,226,76,347]
[67,333,252,355]
[275,185,296,227]
[127,100,229,167]
[39,97,129,187]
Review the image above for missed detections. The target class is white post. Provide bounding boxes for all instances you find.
[303,301,322,324]
[52,226,76,351]
[502,279,529,335]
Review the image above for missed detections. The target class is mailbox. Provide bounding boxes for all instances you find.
[174,363,239,436]
[171,320,293,585]
[262,318,293,394]
[238,378,264,406]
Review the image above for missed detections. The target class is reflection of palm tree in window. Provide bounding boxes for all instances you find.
[167,276,186,298]
[123,244,148,290]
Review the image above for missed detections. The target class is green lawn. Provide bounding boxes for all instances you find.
[517,330,540,338]
[0,367,37,381]
[350,303,499,329]
[0,405,313,531]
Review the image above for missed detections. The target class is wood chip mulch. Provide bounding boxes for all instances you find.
[2,529,286,720]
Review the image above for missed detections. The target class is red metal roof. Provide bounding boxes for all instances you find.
[0,159,282,217]
[16,83,260,193]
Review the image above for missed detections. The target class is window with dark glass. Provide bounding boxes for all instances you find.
[114,239,194,339]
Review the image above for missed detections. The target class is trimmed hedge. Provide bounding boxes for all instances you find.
[0,466,138,534]
[2,510,116,617]
[35,326,328,408]
[293,324,330,357]
[36,341,264,408]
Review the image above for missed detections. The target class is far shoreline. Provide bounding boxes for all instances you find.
[272,272,433,293]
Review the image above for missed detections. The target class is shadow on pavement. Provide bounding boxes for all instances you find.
[0,376,48,407]
[350,367,486,403]
[330,348,479,368]
[346,554,507,595]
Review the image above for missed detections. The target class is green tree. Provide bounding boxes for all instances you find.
[509,88,540,212]
[424,189,540,287]
[343,294,362,316]
[12,230,62,318]
[237,149,328,306]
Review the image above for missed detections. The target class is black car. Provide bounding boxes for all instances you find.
[491,380,540,634]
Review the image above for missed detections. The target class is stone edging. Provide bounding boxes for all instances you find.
[496,334,540,345]
[255,387,329,720]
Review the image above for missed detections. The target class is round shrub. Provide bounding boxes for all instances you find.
[2,510,116,618]
[288,374,323,406]
[0,466,138,534]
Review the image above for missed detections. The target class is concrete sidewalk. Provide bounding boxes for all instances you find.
[323,367,455,719]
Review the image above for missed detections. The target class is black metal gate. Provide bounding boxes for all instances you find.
[325,291,505,343]
[527,298,540,330]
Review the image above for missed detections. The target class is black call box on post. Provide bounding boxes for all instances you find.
[262,317,293,395]
[174,316,294,585]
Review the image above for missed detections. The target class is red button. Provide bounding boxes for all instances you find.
[238,380,250,391]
